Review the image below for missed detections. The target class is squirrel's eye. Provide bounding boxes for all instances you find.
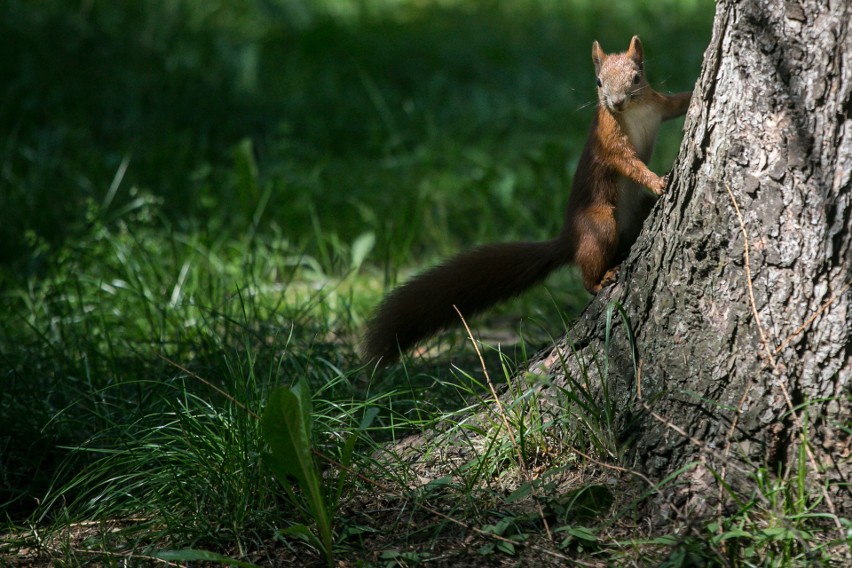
[596,78,602,88]
[632,74,640,84]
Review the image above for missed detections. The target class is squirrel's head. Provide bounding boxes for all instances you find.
[592,36,649,114]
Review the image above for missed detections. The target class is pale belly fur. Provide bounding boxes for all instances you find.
[615,103,662,245]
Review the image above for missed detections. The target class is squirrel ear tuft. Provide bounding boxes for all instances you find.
[627,35,644,65]
[592,40,606,74]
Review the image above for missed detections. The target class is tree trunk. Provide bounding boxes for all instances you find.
[537,0,851,514]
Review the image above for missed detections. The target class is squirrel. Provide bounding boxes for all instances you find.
[363,36,692,364]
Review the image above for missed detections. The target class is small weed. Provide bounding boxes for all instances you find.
[263,380,335,566]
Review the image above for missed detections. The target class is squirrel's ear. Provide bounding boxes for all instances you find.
[627,35,644,65]
[592,41,606,74]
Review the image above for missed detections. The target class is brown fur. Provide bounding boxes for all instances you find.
[363,36,692,363]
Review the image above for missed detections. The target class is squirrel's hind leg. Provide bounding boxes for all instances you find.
[573,206,618,294]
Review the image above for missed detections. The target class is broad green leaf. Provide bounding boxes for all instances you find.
[262,382,314,486]
[262,382,332,565]
[496,540,516,555]
[350,231,375,271]
[562,526,598,542]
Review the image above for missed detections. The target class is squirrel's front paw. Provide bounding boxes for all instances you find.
[650,175,667,195]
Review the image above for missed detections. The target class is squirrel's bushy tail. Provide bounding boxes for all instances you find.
[362,238,571,364]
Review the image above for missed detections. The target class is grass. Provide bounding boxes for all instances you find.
[2,0,848,566]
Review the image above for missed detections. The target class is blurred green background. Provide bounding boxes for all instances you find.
[0,0,714,525]
[0,0,712,274]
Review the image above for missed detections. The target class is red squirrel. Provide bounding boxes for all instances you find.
[363,36,692,364]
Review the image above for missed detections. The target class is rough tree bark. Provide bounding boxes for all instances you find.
[535,0,851,514]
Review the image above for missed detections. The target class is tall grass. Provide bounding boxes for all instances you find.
[0,0,709,268]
